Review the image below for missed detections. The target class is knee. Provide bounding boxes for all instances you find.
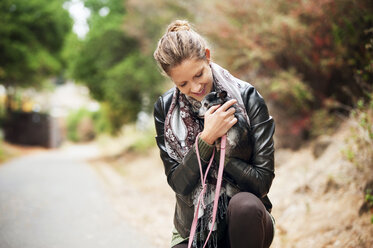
[228,192,265,221]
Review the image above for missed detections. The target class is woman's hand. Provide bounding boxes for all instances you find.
[200,99,238,145]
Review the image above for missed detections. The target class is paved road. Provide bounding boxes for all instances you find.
[0,145,155,248]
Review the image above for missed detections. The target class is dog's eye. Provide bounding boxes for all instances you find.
[204,103,208,107]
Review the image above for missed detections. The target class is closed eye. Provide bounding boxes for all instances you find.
[195,71,203,78]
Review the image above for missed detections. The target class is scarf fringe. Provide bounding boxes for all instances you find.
[192,192,229,248]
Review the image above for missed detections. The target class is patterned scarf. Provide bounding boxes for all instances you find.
[164,62,250,248]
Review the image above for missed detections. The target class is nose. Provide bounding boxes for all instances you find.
[191,82,202,93]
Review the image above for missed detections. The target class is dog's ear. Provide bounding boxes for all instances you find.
[218,91,227,100]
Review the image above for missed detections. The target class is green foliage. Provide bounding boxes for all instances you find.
[67,0,164,133]
[71,28,139,101]
[0,130,5,162]
[127,128,156,153]
[104,52,163,129]
[267,69,314,114]
[0,0,72,87]
[342,92,373,169]
[309,108,341,138]
[66,108,91,142]
[61,31,82,80]
[341,144,356,164]
[192,0,372,109]
[364,190,373,224]
[352,93,373,141]
[168,0,373,146]
[93,103,113,135]
[122,0,195,52]
[66,106,111,142]
[365,191,373,207]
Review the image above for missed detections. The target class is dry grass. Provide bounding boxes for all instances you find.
[270,120,373,247]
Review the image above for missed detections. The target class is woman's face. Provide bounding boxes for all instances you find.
[168,52,213,102]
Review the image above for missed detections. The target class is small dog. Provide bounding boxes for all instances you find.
[198,91,252,162]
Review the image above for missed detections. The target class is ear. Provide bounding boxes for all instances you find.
[205,48,211,62]
[219,91,227,100]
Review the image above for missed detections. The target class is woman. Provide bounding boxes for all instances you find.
[153,20,275,248]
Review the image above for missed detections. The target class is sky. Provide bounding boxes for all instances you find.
[63,0,91,39]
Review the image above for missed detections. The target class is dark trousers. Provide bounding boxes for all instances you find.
[173,192,274,248]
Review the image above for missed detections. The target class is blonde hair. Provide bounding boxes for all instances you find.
[153,20,208,75]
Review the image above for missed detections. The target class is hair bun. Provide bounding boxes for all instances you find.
[167,20,191,33]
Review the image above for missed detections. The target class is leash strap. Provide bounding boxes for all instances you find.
[188,134,227,248]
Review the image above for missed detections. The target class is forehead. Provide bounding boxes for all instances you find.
[169,58,205,83]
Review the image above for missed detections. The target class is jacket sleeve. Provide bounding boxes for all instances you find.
[223,86,275,198]
[153,95,214,196]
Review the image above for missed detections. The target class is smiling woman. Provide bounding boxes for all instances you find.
[153,20,275,248]
[168,57,213,102]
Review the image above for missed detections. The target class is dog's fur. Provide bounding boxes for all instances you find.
[199,91,252,162]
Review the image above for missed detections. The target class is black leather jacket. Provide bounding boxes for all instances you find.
[153,82,275,238]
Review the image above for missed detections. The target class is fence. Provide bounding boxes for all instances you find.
[3,111,62,148]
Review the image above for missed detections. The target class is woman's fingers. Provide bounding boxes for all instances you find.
[226,114,237,126]
[229,116,238,126]
[202,100,238,143]
[206,100,237,116]
[225,106,236,116]
[218,99,237,112]
[206,104,220,114]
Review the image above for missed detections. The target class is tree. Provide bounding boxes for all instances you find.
[67,0,164,133]
[191,0,372,106]
[176,0,373,148]
[0,0,72,111]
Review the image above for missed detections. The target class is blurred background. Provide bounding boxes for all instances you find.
[0,0,372,247]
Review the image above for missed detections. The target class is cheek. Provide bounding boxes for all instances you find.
[204,71,213,84]
[198,75,210,84]
[177,86,190,95]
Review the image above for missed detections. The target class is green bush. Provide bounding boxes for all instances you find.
[66,108,91,142]
[186,0,372,147]
[309,108,341,138]
[127,127,156,153]
[364,189,373,224]
[267,69,314,114]
[342,92,373,169]
[66,0,164,134]
[91,103,113,135]
[0,130,5,162]
[195,0,372,115]
[66,106,112,142]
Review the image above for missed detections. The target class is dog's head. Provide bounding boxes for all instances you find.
[198,91,228,118]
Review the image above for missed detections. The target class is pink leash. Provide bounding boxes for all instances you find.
[188,133,227,248]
